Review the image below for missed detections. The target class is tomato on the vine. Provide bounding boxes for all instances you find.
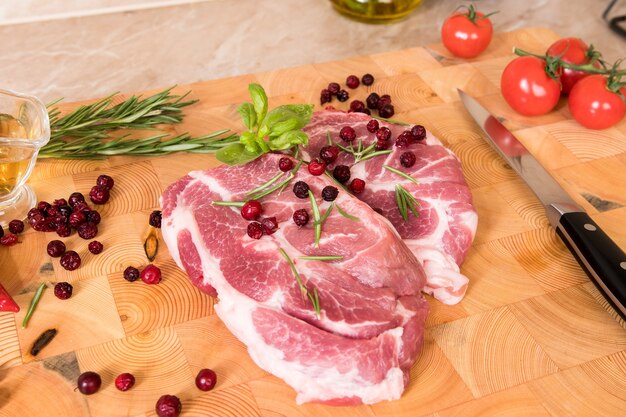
[441,5,494,58]
[500,56,561,116]
[568,74,626,130]
[546,37,598,95]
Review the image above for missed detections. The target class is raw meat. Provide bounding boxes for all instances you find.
[161,153,429,405]
[301,110,477,304]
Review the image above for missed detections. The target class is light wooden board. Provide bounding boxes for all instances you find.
[1,27,625,417]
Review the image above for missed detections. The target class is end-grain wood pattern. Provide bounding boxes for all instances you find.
[1,27,625,416]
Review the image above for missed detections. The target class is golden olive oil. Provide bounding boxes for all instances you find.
[0,114,33,198]
[330,0,422,23]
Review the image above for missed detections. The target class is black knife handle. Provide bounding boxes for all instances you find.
[556,212,626,321]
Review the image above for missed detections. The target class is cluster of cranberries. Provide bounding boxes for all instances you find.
[320,74,374,106]
[319,73,397,119]
[0,219,24,246]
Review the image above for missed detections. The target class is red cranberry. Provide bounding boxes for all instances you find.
[88,241,104,254]
[0,234,18,246]
[378,103,395,119]
[349,100,365,113]
[53,198,68,207]
[89,185,110,205]
[308,159,326,176]
[292,209,309,226]
[77,222,98,240]
[395,131,413,148]
[56,224,71,237]
[54,282,73,300]
[350,178,366,194]
[292,181,310,199]
[366,119,380,133]
[322,186,339,201]
[247,222,263,239]
[141,264,162,284]
[278,157,294,172]
[346,75,360,89]
[96,174,115,190]
[149,210,162,228]
[37,201,51,212]
[336,89,349,102]
[320,89,331,105]
[47,240,66,257]
[366,93,380,109]
[241,200,262,221]
[60,251,81,270]
[261,217,278,235]
[411,124,427,141]
[124,266,140,282]
[72,201,91,214]
[319,146,339,164]
[332,165,351,184]
[339,126,356,142]
[86,210,101,225]
[400,151,417,168]
[68,193,85,208]
[195,368,217,391]
[375,139,388,150]
[69,211,86,228]
[328,82,341,95]
[28,207,41,219]
[115,373,135,391]
[58,205,73,218]
[378,94,392,107]
[77,371,101,395]
[155,395,182,417]
[46,206,60,218]
[362,108,372,115]
[361,73,375,86]
[8,220,24,234]
[376,127,391,141]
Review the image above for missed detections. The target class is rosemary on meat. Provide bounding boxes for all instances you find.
[395,184,420,222]
[337,140,392,163]
[298,255,344,261]
[308,190,323,247]
[371,115,411,126]
[279,248,321,318]
[383,165,419,184]
[335,203,360,222]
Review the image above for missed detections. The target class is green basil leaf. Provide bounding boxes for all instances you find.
[248,83,268,125]
[237,102,257,130]
[260,104,314,136]
[240,131,260,154]
[215,143,261,165]
[268,130,309,151]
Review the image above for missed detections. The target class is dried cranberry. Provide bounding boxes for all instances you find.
[395,131,413,148]
[327,82,341,95]
[400,151,417,168]
[86,210,101,225]
[319,146,339,164]
[88,241,104,254]
[411,124,427,141]
[58,205,73,219]
[47,240,66,257]
[363,108,372,115]
[149,210,162,228]
[37,201,51,212]
[366,93,380,109]
[77,222,98,240]
[195,368,217,391]
[339,126,356,142]
[366,119,380,133]
[241,200,262,221]
[378,94,392,106]
[60,251,81,271]
[332,165,351,184]
[46,206,60,218]
[349,100,366,113]
[292,209,309,226]
[361,73,375,86]
[320,89,331,105]
[292,181,310,199]
[8,220,24,234]
[28,208,41,219]
[322,186,339,202]
[308,159,326,176]
[69,211,86,228]
[261,217,278,235]
[96,174,115,190]
[72,202,91,214]
[56,224,71,237]
[89,185,110,205]
[350,178,366,194]
[278,157,294,172]
[54,282,73,300]
[247,222,263,239]
[346,75,360,89]
[376,127,391,142]
[375,139,388,150]
[53,198,68,207]
[115,373,135,391]
[77,371,101,395]
[123,266,140,282]
[0,234,18,246]
[336,89,349,102]
[141,264,162,284]
[378,103,395,119]
[68,193,85,208]
[155,395,182,417]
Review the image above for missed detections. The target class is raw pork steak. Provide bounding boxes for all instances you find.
[161,153,429,405]
[302,110,478,304]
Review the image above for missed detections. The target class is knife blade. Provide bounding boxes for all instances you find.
[458,89,626,321]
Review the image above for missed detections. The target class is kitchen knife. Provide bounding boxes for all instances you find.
[458,89,626,321]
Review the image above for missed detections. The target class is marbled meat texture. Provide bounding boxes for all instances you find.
[302,110,477,305]
[161,153,429,405]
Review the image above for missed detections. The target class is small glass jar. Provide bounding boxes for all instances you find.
[330,0,423,23]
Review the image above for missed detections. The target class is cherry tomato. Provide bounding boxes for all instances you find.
[568,75,626,130]
[546,37,596,95]
[441,6,493,58]
[500,56,561,116]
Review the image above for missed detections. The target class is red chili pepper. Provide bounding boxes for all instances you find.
[0,282,20,313]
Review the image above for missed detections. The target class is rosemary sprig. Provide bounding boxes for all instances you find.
[22,283,46,329]
[336,140,392,163]
[395,184,420,222]
[308,190,322,247]
[335,204,360,222]
[371,115,411,126]
[279,248,321,318]
[383,165,419,184]
[299,255,344,261]
[245,171,284,196]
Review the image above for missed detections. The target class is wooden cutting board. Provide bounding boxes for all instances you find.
[1,27,625,417]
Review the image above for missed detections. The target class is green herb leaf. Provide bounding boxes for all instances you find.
[215,143,261,166]
[308,190,322,248]
[22,283,46,329]
[335,204,360,222]
[248,83,268,124]
[279,248,322,318]
[269,130,309,151]
[383,165,419,184]
[298,255,344,261]
[237,102,257,130]
[394,184,420,222]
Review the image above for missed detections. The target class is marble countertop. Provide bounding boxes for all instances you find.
[1,0,625,103]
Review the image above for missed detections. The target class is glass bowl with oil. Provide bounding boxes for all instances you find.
[330,0,423,23]
[0,89,50,227]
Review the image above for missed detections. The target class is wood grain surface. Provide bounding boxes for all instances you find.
[1,27,625,416]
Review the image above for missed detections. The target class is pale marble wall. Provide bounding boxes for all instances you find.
[0,0,624,103]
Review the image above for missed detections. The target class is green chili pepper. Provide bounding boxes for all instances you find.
[22,283,46,329]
